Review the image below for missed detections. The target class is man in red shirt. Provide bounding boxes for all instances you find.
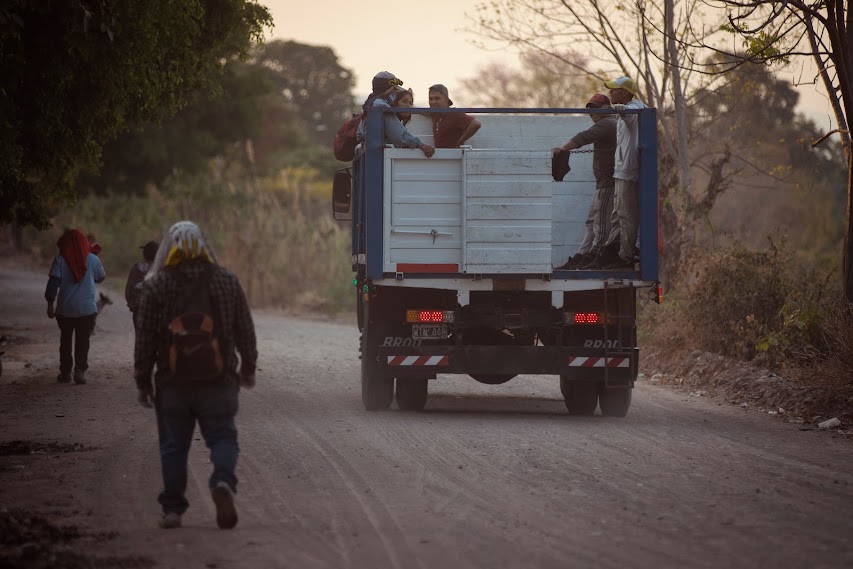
[428,84,481,148]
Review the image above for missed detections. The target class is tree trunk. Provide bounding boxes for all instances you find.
[846,151,853,303]
[665,0,691,194]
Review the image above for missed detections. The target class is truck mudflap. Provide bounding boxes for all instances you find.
[378,345,639,378]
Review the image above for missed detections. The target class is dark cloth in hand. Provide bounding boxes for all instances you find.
[552,150,571,182]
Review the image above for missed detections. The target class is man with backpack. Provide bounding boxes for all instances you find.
[134,220,257,530]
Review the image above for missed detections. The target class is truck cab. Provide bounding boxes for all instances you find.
[333,105,659,416]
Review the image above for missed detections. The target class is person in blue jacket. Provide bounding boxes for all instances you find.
[45,229,106,384]
[357,71,434,157]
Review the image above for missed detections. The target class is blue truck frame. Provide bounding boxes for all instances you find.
[341,105,659,415]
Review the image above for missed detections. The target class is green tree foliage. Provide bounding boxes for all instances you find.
[80,40,353,193]
[689,58,845,258]
[81,60,274,195]
[252,40,357,146]
[0,0,272,228]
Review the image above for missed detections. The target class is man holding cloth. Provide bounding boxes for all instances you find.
[552,93,617,269]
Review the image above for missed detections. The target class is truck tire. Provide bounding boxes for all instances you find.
[560,376,598,415]
[360,299,394,411]
[599,386,632,417]
[395,378,428,411]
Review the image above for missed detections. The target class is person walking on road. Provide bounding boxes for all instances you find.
[45,229,106,384]
[125,240,159,329]
[134,220,257,530]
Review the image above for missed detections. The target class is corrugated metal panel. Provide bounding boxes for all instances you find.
[384,149,464,272]
[385,114,600,273]
[463,149,552,273]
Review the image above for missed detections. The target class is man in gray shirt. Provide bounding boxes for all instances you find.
[553,93,617,270]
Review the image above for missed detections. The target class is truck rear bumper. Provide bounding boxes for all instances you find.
[378,345,638,378]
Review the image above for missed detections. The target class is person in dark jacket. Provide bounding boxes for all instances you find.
[125,240,159,329]
[45,229,106,384]
[552,93,618,269]
[134,221,257,530]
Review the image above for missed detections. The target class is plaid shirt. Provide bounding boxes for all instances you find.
[134,260,257,390]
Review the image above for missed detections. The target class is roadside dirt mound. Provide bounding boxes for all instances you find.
[0,507,153,569]
[642,346,853,430]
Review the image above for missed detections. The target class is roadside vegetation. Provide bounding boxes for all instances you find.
[2,3,851,388]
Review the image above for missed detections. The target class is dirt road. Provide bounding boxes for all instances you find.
[1,264,851,569]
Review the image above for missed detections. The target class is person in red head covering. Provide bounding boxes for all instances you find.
[45,229,106,384]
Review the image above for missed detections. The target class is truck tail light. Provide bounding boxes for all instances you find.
[406,310,455,323]
[564,312,607,325]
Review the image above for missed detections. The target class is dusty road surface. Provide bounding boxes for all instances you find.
[1,263,852,569]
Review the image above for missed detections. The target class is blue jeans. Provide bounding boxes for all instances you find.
[154,382,240,515]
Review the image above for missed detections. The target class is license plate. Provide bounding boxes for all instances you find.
[412,324,448,339]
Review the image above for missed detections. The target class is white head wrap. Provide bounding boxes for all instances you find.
[146,221,219,280]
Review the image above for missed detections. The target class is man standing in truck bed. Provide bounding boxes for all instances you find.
[596,75,648,270]
[552,93,617,270]
[428,84,481,148]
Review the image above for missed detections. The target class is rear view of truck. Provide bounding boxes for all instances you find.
[332,106,659,416]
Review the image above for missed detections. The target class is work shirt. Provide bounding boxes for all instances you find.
[614,98,648,182]
[432,111,476,148]
[45,254,106,318]
[569,115,617,189]
[356,98,423,149]
[134,260,257,391]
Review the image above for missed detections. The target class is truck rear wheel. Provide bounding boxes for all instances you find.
[599,386,632,417]
[361,331,393,411]
[395,379,428,411]
[360,298,394,411]
[560,376,598,415]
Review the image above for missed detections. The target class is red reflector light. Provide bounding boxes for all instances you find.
[574,312,600,324]
[420,310,444,323]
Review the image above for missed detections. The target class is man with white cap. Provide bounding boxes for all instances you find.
[594,75,647,270]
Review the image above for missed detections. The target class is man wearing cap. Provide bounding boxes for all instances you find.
[552,93,617,270]
[597,75,647,270]
[357,71,434,157]
[125,240,159,329]
[428,84,481,148]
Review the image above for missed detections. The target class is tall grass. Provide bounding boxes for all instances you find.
[29,167,354,315]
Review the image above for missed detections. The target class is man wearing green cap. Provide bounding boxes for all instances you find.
[595,75,647,270]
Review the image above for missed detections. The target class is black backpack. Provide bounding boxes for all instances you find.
[168,265,224,381]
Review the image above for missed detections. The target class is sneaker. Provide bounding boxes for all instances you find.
[158,512,182,529]
[73,369,86,385]
[571,252,596,269]
[211,481,238,529]
[57,373,71,383]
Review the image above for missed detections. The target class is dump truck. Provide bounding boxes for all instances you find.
[332,105,659,416]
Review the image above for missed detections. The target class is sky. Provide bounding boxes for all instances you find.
[264,0,837,130]
[262,0,511,103]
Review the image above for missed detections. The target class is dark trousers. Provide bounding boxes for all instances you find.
[56,314,96,374]
[154,381,240,515]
